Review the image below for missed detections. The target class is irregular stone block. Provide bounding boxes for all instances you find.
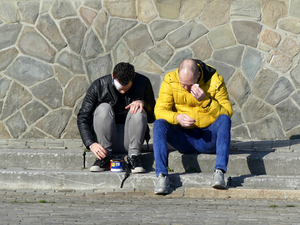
[248,113,285,140]
[191,36,212,61]
[153,0,181,19]
[41,0,52,14]
[0,47,18,71]
[267,50,292,73]
[205,60,235,83]
[291,63,300,88]
[74,97,84,116]
[85,54,112,82]
[113,41,134,65]
[0,122,11,139]
[5,112,26,138]
[251,68,278,100]
[79,6,97,27]
[164,48,193,71]
[18,1,39,24]
[81,30,104,60]
[208,24,236,50]
[262,0,289,28]
[93,10,108,41]
[138,0,157,23]
[0,82,32,120]
[64,76,89,107]
[54,65,74,87]
[260,29,281,47]
[61,117,81,139]
[103,0,136,19]
[232,21,262,48]
[37,14,67,51]
[84,0,102,10]
[227,70,250,108]
[168,22,208,48]
[149,20,183,41]
[231,125,251,140]
[123,24,153,56]
[242,96,273,123]
[6,56,54,87]
[105,18,137,51]
[200,0,231,28]
[265,76,294,105]
[292,90,300,107]
[0,77,11,99]
[22,101,49,125]
[231,105,244,128]
[231,0,261,20]
[31,78,63,109]
[56,51,85,74]
[212,46,244,67]
[147,41,173,67]
[23,128,48,139]
[290,0,300,19]
[0,23,22,50]
[132,54,163,74]
[36,109,72,139]
[51,0,77,19]
[242,47,263,82]
[0,1,20,22]
[276,99,300,131]
[279,38,300,57]
[180,0,207,21]
[60,18,87,53]
[17,27,56,63]
[278,18,300,34]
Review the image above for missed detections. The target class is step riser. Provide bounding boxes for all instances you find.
[1,150,300,176]
[0,170,298,191]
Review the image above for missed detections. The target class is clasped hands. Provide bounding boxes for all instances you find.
[177,85,205,127]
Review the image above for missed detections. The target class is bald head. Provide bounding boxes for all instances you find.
[178,59,200,92]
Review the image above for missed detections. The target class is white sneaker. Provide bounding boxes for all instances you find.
[154,173,169,194]
[212,169,226,189]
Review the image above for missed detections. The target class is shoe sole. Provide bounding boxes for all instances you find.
[212,184,226,189]
[131,167,146,174]
[154,190,169,195]
[90,166,109,172]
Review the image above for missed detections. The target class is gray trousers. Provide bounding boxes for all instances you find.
[93,103,147,156]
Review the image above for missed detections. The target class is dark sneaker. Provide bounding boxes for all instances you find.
[125,154,145,173]
[212,169,226,189]
[154,173,169,194]
[90,156,110,172]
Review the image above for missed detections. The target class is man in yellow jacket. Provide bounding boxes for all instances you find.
[153,59,233,194]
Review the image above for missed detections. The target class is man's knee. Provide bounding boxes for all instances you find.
[128,110,147,123]
[153,119,170,130]
[217,114,231,126]
[94,103,114,120]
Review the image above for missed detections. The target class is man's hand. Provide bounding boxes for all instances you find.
[125,100,144,114]
[191,84,205,101]
[176,114,196,127]
[89,143,107,159]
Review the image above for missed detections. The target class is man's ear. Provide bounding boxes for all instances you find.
[111,73,114,79]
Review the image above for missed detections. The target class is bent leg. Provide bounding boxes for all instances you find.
[124,110,147,156]
[93,103,116,154]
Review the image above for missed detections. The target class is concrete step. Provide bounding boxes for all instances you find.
[1,148,300,176]
[0,169,299,191]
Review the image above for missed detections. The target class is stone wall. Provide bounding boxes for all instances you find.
[0,0,300,141]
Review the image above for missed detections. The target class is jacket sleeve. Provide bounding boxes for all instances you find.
[154,79,179,124]
[77,82,99,149]
[143,79,156,123]
[208,74,233,118]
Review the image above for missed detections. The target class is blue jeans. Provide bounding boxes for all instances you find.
[153,114,231,176]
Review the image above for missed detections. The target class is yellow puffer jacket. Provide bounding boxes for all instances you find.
[155,60,233,128]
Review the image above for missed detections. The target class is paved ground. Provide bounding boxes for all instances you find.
[1,190,300,225]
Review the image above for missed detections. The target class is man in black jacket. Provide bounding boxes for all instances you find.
[77,62,155,173]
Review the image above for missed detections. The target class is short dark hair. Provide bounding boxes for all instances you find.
[113,62,135,86]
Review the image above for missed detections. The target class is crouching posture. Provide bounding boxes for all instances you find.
[153,59,233,194]
[77,62,155,173]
